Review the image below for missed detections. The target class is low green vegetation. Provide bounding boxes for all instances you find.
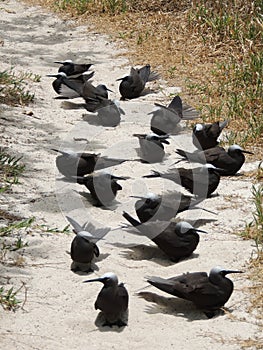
[0,68,40,106]
[0,285,22,311]
[0,149,25,193]
[186,0,262,146]
[0,215,70,312]
[242,184,263,244]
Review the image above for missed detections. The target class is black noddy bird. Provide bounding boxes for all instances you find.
[74,171,129,206]
[147,266,243,318]
[54,59,93,77]
[149,95,199,135]
[130,191,206,223]
[84,272,129,327]
[123,212,206,262]
[66,216,110,272]
[47,71,95,99]
[56,74,113,112]
[176,144,253,176]
[133,133,170,163]
[117,64,160,100]
[52,149,128,178]
[192,120,228,150]
[143,164,222,198]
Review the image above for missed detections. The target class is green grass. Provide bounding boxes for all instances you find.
[53,0,128,14]
[0,216,70,269]
[37,223,70,234]
[0,68,39,106]
[0,286,22,311]
[0,218,35,237]
[242,184,263,245]
[0,217,70,237]
[185,0,263,146]
[0,149,25,193]
[54,0,91,15]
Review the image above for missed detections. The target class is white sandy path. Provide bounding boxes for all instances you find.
[0,1,262,349]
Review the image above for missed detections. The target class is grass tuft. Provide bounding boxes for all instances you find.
[0,68,39,106]
[242,184,263,243]
[0,149,25,193]
[0,286,22,311]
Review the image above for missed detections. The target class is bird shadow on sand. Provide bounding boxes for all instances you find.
[138,292,227,321]
[76,191,120,210]
[111,242,199,266]
[135,148,168,164]
[94,311,128,333]
[60,101,87,110]
[70,253,110,276]
[82,113,121,128]
[82,113,101,126]
[140,87,159,97]
[28,193,60,213]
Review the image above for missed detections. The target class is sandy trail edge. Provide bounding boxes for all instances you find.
[0,1,262,349]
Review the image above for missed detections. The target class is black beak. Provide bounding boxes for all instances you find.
[195,228,208,234]
[112,175,130,180]
[51,148,68,156]
[241,150,254,155]
[83,278,102,283]
[161,139,170,145]
[130,195,145,199]
[224,270,243,275]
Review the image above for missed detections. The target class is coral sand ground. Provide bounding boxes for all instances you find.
[0,1,261,349]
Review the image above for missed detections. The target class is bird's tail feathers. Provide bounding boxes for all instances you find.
[219,119,228,130]
[182,104,200,120]
[122,211,141,228]
[148,71,161,82]
[85,222,111,241]
[175,149,188,159]
[82,70,95,81]
[66,216,83,233]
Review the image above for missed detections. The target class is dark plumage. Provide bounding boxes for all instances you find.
[150,95,199,135]
[52,149,128,178]
[47,71,94,98]
[84,272,129,327]
[176,144,253,176]
[56,73,113,112]
[134,133,170,163]
[123,212,206,262]
[54,59,93,77]
[117,64,160,100]
[192,120,228,150]
[147,266,243,317]
[130,191,204,223]
[66,216,110,272]
[74,172,128,206]
[143,164,222,197]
